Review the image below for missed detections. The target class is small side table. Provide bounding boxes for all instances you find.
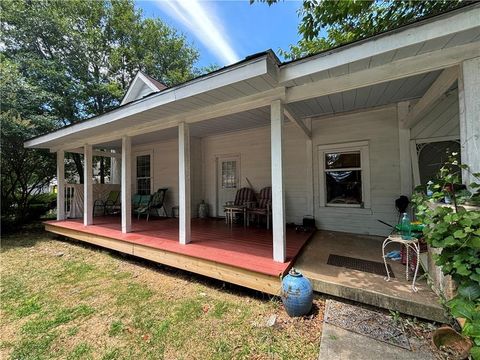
[224,205,247,227]
[382,235,420,292]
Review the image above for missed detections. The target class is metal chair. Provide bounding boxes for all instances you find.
[134,188,168,221]
[93,190,120,216]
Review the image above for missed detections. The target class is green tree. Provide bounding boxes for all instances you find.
[256,0,466,60]
[1,57,58,227]
[1,0,200,181]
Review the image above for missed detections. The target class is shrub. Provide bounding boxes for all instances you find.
[413,153,480,359]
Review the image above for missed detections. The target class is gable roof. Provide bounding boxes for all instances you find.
[120,71,167,105]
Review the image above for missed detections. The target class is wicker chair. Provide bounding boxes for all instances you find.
[247,187,272,229]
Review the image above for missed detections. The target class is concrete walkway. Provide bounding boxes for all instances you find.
[318,300,436,360]
[319,323,435,360]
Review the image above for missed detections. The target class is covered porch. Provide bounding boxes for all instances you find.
[45,217,314,294]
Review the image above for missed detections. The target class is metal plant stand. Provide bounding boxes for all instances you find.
[382,235,420,292]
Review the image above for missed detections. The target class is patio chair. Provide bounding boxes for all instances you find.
[132,194,150,211]
[134,188,168,221]
[247,187,272,229]
[93,190,120,216]
[224,187,255,227]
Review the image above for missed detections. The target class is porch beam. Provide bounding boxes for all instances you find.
[121,136,132,233]
[284,105,311,139]
[178,122,191,245]
[66,148,122,159]
[48,88,286,153]
[56,150,65,220]
[286,43,479,104]
[83,144,93,226]
[458,56,480,187]
[403,66,458,129]
[271,100,286,263]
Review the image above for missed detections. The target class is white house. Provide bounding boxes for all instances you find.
[25,5,480,301]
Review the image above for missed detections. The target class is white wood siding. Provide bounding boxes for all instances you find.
[202,124,308,224]
[312,106,401,236]
[131,138,202,217]
[411,89,460,140]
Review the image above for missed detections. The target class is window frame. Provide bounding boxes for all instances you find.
[318,141,371,209]
[134,150,154,195]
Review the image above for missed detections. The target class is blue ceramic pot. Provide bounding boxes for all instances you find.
[281,268,313,317]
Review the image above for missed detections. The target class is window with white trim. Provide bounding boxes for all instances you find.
[318,142,370,208]
[135,152,152,195]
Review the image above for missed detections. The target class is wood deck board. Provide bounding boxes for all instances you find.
[44,217,313,278]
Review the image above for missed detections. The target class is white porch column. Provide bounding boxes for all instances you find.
[271,100,286,263]
[110,150,121,184]
[398,101,413,198]
[305,118,314,217]
[83,144,93,226]
[56,151,65,220]
[121,136,132,233]
[458,57,480,187]
[178,122,191,245]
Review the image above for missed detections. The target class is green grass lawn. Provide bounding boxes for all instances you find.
[0,225,323,360]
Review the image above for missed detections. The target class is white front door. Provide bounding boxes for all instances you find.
[216,155,240,217]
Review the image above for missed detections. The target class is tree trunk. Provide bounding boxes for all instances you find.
[72,153,84,184]
[100,157,105,184]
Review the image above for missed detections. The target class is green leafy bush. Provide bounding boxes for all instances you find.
[413,153,480,359]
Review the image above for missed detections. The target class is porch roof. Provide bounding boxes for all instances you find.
[24,4,480,151]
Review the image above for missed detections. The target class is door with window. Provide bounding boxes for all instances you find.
[135,151,153,195]
[216,155,240,217]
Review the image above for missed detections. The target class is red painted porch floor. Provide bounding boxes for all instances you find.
[45,217,314,277]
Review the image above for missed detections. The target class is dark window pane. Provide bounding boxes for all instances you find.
[136,155,150,178]
[326,170,362,204]
[325,152,360,169]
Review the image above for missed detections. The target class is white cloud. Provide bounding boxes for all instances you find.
[154,0,241,65]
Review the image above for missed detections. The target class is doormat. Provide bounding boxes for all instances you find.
[324,299,411,350]
[327,254,395,278]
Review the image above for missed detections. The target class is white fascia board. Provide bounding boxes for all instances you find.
[25,55,275,149]
[279,5,480,84]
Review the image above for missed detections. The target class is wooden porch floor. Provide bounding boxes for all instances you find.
[44,217,314,294]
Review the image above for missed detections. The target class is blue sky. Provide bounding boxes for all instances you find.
[136,0,302,68]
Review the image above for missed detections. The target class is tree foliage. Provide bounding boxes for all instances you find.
[1,57,58,227]
[256,0,466,60]
[1,0,202,226]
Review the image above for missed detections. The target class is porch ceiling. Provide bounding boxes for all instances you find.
[288,69,444,118]
[96,106,272,148]
[96,69,448,148]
